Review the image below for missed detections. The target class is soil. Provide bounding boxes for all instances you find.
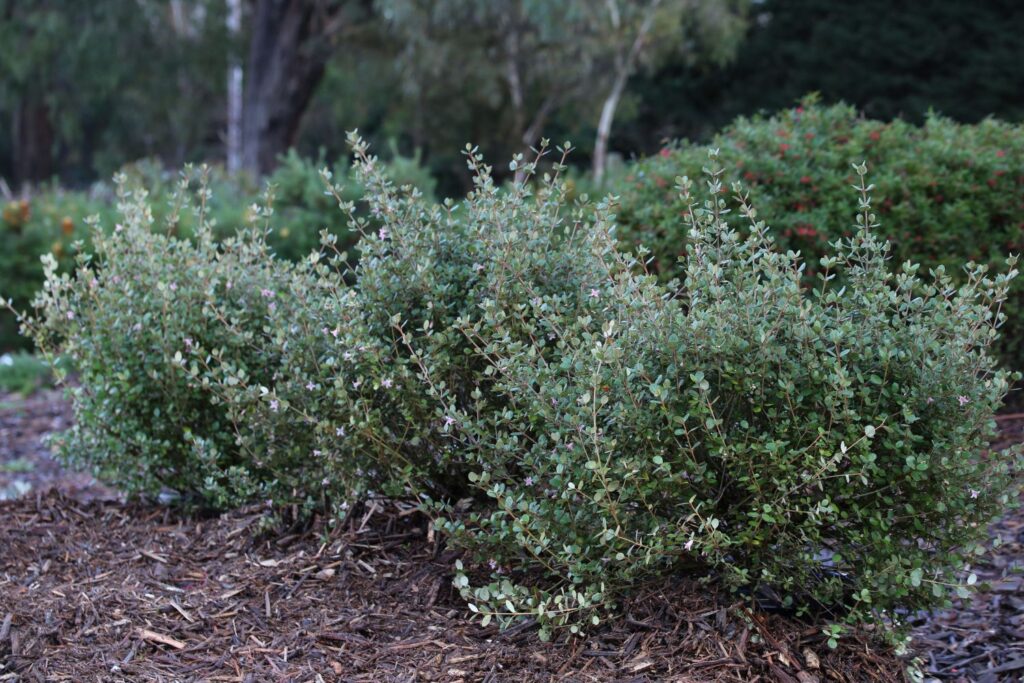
[0,391,1020,682]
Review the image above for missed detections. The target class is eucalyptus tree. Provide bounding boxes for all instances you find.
[376,0,747,184]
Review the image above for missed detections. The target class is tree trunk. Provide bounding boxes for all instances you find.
[592,73,628,186]
[11,98,54,187]
[591,0,661,185]
[241,0,340,176]
[226,0,244,174]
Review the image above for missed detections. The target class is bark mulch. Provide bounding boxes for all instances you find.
[0,492,902,683]
[5,395,1023,681]
[907,415,1024,683]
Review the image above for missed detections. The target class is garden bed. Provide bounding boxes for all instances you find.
[0,392,1021,682]
[0,491,902,682]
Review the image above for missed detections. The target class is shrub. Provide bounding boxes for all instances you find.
[191,135,623,507]
[0,148,435,352]
[9,170,337,510]
[11,138,1019,646]
[613,97,1024,369]
[437,154,1020,641]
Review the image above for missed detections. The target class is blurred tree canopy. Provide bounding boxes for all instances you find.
[0,0,1020,193]
[620,0,1024,152]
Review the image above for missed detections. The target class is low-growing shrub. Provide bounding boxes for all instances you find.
[0,148,434,352]
[10,138,1020,647]
[191,135,627,507]
[614,97,1024,370]
[10,171,339,510]
[437,154,1020,641]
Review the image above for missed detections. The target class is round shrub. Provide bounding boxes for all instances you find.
[614,97,1024,370]
[192,135,628,505]
[11,172,336,510]
[438,154,1020,641]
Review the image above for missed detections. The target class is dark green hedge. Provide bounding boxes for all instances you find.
[614,97,1024,369]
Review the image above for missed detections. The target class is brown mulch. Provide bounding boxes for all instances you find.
[906,416,1024,683]
[3,394,1021,681]
[0,492,903,682]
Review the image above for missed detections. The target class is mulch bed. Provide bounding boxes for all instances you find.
[0,393,1021,682]
[906,416,1024,683]
[0,493,902,682]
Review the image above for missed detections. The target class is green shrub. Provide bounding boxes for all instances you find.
[437,154,1020,641]
[9,171,337,510]
[11,139,1019,647]
[614,97,1024,369]
[0,148,435,352]
[192,135,622,507]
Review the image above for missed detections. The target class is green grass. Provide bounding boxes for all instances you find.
[0,458,35,473]
[0,352,55,395]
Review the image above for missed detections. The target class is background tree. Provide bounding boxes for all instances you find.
[240,0,374,175]
[586,0,747,183]
[0,0,1020,188]
[0,0,227,187]
[620,0,1024,151]
[374,0,746,188]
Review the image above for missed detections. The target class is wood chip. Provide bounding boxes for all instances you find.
[138,628,186,650]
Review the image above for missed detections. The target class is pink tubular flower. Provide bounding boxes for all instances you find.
[589,288,600,298]
[66,310,75,320]
[336,426,346,437]
[306,381,316,391]
[261,288,275,298]
[378,227,389,240]
[524,476,534,486]
[970,489,980,499]
[684,538,695,552]
[381,377,393,389]
[958,395,970,407]
[269,399,279,412]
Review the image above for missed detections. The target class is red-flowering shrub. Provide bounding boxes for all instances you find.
[614,97,1024,370]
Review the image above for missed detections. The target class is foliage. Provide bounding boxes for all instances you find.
[190,135,624,511]
[620,0,1024,150]
[614,99,1024,368]
[10,141,1020,647]
[377,0,747,185]
[0,0,229,182]
[439,153,1020,640]
[9,170,339,510]
[0,149,434,351]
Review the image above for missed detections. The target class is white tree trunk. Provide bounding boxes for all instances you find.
[226,0,243,175]
[592,0,662,185]
[592,74,627,186]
